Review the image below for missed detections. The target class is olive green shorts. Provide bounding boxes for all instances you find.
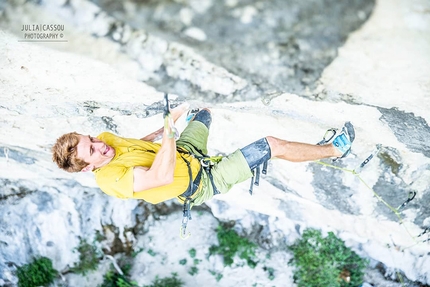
[176,115,253,206]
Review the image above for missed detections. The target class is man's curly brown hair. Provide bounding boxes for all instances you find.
[52,132,89,173]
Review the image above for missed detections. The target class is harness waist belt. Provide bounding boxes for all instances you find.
[180,167,202,198]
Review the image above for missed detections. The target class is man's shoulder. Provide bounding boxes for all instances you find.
[97,132,155,147]
[97,132,119,142]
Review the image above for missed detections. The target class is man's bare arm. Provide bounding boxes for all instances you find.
[133,116,177,192]
[140,127,163,142]
[140,103,190,142]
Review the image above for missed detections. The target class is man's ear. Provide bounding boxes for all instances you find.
[81,165,94,172]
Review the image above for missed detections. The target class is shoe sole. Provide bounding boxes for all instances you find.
[344,121,355,144]
[339,121,355,159]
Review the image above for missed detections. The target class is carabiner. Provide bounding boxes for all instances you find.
[397,191,417,210]
[317,128,337,145]
[200,158,210,167]
[417,227,429,238]
[180,225,191,240]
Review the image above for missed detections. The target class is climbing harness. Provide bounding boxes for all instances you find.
[177,146,222,239]
[162,94,224,239]
[177,150,199,240]
[175,137,271,236]
[162,94,272,237]
[239,138,271,195]
[249,160,268,195]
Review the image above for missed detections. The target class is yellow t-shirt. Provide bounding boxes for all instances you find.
[93,132,200,204]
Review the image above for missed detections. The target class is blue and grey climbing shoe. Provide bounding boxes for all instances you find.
[333,122,355,158]
[186,108,200,123]
[187,108,212,129]
[317,122,355,159]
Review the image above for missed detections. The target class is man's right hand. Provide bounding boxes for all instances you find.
[140,102,189,142]
[164,114,178,139]
[170,102,190,122]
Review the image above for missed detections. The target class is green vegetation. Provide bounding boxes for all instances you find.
[100,271,138,287]
[193,258,201,265]
[99,257,137,287]
[182,248,200,276]
[100,270,139,287]
[263,266,275,281]
[188,248,196,258]
[131,248,145,258]
[209,270,223,282]
[288,229,368,287]
[188,266,198,276]
[95,230,106,242]
[16,256,58,287]
[147,249,157,257]
[71,238,102,275]
[209,225,257,268]
[143,273,184,287]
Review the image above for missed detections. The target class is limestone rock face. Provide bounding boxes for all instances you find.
[1,0,430,286]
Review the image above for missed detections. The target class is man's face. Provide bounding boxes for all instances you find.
[76,135,115,171]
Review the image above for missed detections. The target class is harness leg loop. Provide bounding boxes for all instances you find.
[249,169,255,195]
[254,166,261,186]
[262,160,268,175]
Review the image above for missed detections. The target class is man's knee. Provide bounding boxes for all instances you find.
[265,136,276,149]
[192,108,212,129]
[267,136,285,154]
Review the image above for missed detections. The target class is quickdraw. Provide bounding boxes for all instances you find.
[180,197,192,240]
[416,227,429,238]
[249,160,268,195]
[162,93,194,239]
[353,144,381,174]
[178,153,222,240]
[163,93,179,139]
[351,144,417,212]
[397,191,417,210]
[315,141,420,250]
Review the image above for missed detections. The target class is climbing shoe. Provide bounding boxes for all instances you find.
[317,122,355,159]
[187,108,212,129]
[186,108,200,123]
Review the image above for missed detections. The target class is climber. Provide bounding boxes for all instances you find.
[52,99,355,208]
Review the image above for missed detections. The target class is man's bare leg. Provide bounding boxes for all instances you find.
[266,136,342,162]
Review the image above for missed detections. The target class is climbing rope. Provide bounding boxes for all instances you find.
[314,145,423,250]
